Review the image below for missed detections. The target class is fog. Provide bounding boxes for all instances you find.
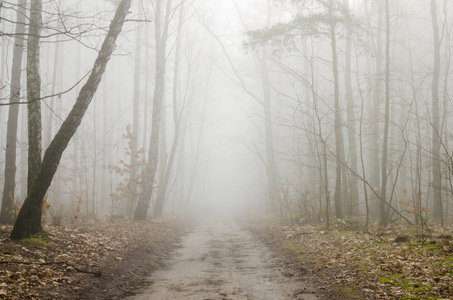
[1,0,453,225]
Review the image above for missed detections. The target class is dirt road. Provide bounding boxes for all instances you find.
[130,213,318,300]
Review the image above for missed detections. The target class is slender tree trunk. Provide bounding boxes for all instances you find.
[127,21,142,218]
[185,66,210,206]
[0,0,27,225]
[143,22,151,154]
[343,0,359,216]
[27,0,43,193]
[1,11,6,101]
[262,0,279,209]
[44,31,61,150]
[431,0,443,223]
[329,0,344,219]
[10,0,132,239]
[380,0,391,227]
[153,2,184,217]
[134,0,172,221]
[261,56,279,208]
[0,1,3,23]
[369,0,383,216]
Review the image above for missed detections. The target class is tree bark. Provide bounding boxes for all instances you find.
[0,0,27,225]
[27,0,43,193]
[10,0,132,239]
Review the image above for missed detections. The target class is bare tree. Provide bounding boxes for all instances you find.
[134,0,172,221]
[10,0,132,239]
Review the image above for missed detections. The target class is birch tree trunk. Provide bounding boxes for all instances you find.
[0,0,27,225]
[10,0,132,239]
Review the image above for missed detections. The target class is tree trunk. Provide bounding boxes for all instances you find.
[134,0,172,221]
[379,0,391,227]
[343,0,359,216]
[153,2,184,217]
[368,0,383,216]
[27,0,43,193]
[0,0,3,24]
[10,0,132,239]
[431,0,443,223]
[330,0,344,219]
[44,30,61,150]
[262,0,279,209]
[0,0,27,225]
[127,20,142,218]
[185,66,210,206]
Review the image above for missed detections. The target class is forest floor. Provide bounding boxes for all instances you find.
[253,214,453,300]
[0,212,452,300]
[0,215,189,299]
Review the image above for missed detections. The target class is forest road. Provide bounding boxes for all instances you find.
[129,213,318,300]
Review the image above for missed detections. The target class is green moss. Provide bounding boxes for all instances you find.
[267,217,291,227]
[442,256,453,263]
[416,243,442,254]
[22,237,52,247]
[378,277,391,283]
[378,273,403,284]
[284,242,305,259]
[403,282,431,293]
[331,284,366,300]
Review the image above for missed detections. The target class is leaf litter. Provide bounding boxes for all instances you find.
[0,216,188,299]
[257,216,453,300]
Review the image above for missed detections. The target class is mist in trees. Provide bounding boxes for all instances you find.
[1,0,453,238]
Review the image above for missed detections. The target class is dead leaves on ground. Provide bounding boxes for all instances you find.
[0,217,186,299]
[268,219,453,299]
